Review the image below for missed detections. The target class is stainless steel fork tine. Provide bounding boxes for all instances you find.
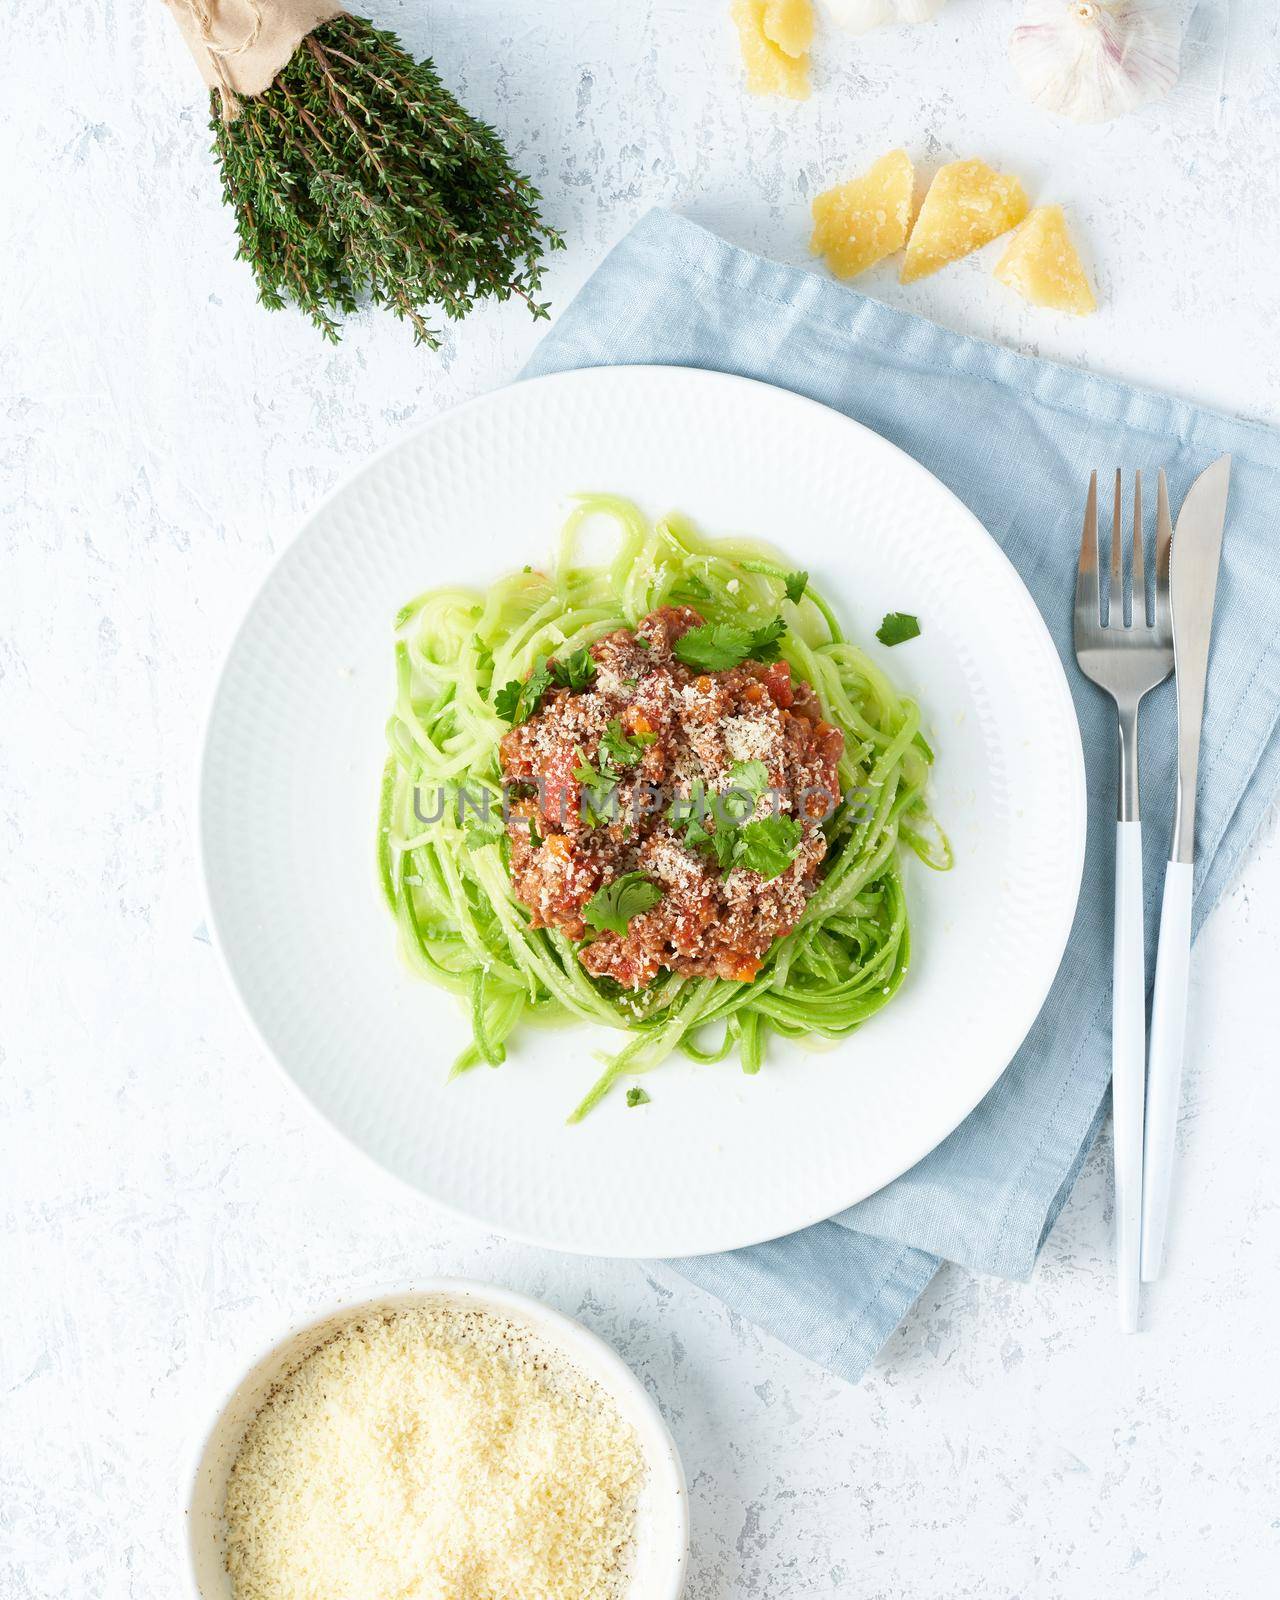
[1132,470,1145,627]
[1076,469,1100,623]
[1111,468,1123,625]
[1155,468,1173,632]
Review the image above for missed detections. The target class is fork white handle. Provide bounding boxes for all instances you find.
[1140,860,1194,1279]
[1113,819,1146,1333]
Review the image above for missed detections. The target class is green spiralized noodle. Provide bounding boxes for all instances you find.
[380,496,948,1120]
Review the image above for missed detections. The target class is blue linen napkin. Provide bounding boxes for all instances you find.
[523,209,1280,1382]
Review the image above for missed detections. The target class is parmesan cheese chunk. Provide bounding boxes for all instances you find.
[994,204,1097,316]
[225,1305,646,1600]
[901,158,1030,283]
[732,0,813,99]
[811,150,915,280]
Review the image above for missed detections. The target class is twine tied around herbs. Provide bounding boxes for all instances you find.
[162,0,345,121]
[173,0,263,121]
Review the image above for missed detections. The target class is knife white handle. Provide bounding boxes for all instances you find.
[1140,860,1194,1281]
[1113,819,1146,1333]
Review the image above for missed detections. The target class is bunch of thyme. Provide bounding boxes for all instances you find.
[212,13,562,344]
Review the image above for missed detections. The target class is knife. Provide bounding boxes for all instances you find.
[1140,454,1232,1280]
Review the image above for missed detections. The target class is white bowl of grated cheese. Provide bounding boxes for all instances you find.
[186,1280,687,1600]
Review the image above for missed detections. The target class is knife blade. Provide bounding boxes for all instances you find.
[1169,455,1232,864]
[1140,453,1231,1282]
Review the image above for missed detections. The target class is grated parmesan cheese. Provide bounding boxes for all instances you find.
[722,714,778,765]
[224,1303,646,1600]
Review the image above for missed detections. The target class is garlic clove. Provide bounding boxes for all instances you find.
[822,0,948,34]
[995,205,1097,315]
[811,150,916,279]
[1009,1,1181,124]
[901,158,1030,284]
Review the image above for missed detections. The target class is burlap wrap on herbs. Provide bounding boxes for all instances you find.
[163,0,344,115]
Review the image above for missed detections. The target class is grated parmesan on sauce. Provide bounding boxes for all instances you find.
[224,1303,646,1600]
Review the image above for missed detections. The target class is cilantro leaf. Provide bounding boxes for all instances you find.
[717,760,771,826]
[784,570,809,604]
[601,718,655,770]
[673,617,787,672]
[668,781,712,848]
[551,647,597,691]
[573,746,618,826]
[728,760,769,799]
[735,815,803,880]
[626,1086,651,1107]
[464,821,504,851]
[673,622,746,671]
[493,656,553,725]
[744,617,787,662]
[876,612,921,647]
[584,872,664,937]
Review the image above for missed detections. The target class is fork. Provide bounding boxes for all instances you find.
[1073,469,1174,1333]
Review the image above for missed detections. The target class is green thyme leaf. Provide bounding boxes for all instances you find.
[551,647,597,691]
[493,656,553,726]
[876,612,921,647]
[673,617,787,672]
[585,873,663,937]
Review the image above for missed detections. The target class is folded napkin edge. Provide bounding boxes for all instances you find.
[616,208,1280,469]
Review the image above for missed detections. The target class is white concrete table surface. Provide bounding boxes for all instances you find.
[3,2,1278,1596]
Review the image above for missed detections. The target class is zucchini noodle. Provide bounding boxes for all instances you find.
[380,496,949,1120]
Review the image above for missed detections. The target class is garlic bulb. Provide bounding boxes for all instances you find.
[1010,1,1181,123]
[823,0,948,34]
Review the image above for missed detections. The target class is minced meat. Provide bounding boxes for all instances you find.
[498,606,845,988]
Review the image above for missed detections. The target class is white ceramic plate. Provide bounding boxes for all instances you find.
[186,1280,687,1600]
[200,365,1085,1257]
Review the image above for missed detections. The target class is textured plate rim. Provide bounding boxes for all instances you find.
[197,364,1087,1257]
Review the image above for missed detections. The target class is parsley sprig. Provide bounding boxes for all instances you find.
[876,611,921,647]
[674,617,787,672]
[668,762,804,881]
[601,718,656,769]
[493,647,602,725]
[584,873,664,937]
[493,656,553,726]
[551,647,597,690]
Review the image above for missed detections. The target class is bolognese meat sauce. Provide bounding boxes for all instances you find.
[499,606,844,989]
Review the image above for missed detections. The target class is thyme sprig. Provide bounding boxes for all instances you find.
[211,14,563,344]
